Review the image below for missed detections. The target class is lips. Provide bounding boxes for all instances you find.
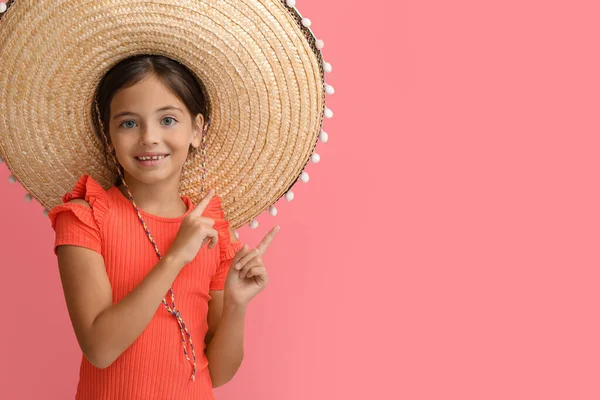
[135,154,169,161]
[134,153,170,168]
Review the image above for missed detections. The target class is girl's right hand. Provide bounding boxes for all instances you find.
[166,189,219,266]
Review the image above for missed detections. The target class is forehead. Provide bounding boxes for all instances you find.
[111,75,184,112]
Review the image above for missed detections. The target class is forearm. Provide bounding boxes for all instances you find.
[85,253,184,368]
[206,302,246,387]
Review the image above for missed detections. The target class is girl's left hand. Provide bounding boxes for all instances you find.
[224,226,280,307]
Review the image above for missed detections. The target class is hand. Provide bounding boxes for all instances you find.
[224,226,280,307]
[165,189,218,266]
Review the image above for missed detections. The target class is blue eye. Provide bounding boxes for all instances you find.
[118,118,177,129]
[120,120,137,129]
[162,117,177,126]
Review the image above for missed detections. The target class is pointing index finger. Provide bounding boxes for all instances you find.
[256,225,280,255]
[190,189,215,216]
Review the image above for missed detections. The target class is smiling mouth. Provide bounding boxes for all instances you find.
[134,154,170,167]
[135,155,169,161]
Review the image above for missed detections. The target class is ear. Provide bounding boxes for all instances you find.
[191,113,205,149]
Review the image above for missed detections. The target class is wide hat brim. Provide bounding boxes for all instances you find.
[0,0,328,229]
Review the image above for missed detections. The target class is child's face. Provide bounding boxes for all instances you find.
[108,73,203,185]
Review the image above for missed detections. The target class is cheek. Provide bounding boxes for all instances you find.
[168,133,194,152]
[111,136,135,158]
[111,136,125,151]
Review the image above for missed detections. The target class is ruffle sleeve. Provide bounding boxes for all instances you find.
[204,195,244,291]
[47,174,109,255]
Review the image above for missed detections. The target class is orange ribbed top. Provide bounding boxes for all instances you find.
[48,175,243,400]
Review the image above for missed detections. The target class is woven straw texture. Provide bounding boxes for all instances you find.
[0,0,325,229]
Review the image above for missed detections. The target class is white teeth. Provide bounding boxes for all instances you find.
[137,155,166,161]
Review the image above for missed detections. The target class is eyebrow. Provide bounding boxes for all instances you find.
[112,106,183,120]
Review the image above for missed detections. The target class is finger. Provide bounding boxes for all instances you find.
[201,234,217,249]
[234,248,260,271]
[239,256,262,279]
[189,189,215,216]
[196,217,215,227]
[245,266,267,280]
[231,244,251,265]
[200,227,218,249]
[256,225,280,255]
[206,227,219,249]
[246,266,269,286]
[240,260,264,280]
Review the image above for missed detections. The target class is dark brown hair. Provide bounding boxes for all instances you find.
[93,54,210,185]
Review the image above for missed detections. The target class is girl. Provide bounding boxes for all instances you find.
[0,2,328,398]
[48,55,280,399]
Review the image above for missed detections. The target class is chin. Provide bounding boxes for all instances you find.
[121,160,178,184]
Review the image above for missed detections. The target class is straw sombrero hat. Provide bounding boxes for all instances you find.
[0,0,334,230]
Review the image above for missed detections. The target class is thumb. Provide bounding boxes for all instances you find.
[232,244,250,264]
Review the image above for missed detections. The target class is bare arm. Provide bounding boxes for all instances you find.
[205,291,246,388]
[57,239,185,369]
[56,194,218,369]
[204,227,246,387]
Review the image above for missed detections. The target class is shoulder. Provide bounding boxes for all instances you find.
[48,174,110,230]
[67,198,92,208]
[201,195,242,256]
[199,194,225,219]
[62,174,109,205]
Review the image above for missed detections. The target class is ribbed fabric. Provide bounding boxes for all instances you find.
[48,175,243,400]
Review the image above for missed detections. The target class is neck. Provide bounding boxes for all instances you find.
[117,173,188,217]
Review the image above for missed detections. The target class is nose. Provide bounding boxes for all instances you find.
[139,126,160,146]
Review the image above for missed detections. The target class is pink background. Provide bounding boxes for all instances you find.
[2,0,600,399]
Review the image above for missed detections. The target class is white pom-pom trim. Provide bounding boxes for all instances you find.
[269,206,278,216]
[24,194,33,202]
[250,220,259,229]
[311,153,321,163]
[8,175,16,184]
[302,18,311,27]
[324,108,333,119]
[300,172,309,183]
[43,209,50,217]
[325,84,335,95]
[286,0,296,7]
[320,130,329,143]
[285,191,295,202]
[0,3,7,14]
[316,39,325,50]
[234,230,240,239]
[0,155,4,164]
[323,61,332,73]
